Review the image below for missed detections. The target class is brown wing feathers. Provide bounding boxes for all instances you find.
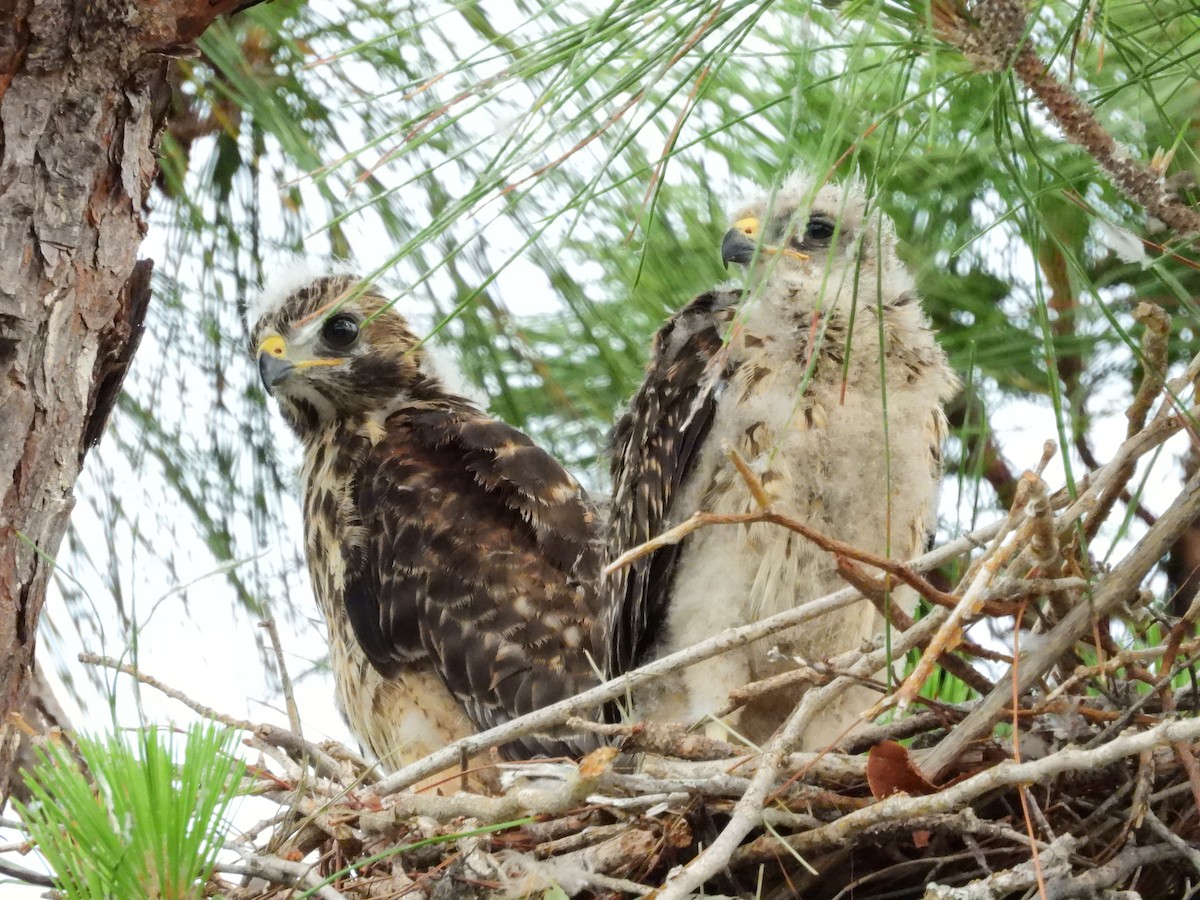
[603,289,743,679]
[348,407,600,758]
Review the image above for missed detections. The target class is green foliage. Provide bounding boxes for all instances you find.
[14,723,245,900]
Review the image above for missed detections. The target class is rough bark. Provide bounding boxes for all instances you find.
[0,0,260,805]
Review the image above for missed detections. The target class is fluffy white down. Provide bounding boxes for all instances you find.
[421,342,490,409]
[247,258,354,325]
[637,173,959,750]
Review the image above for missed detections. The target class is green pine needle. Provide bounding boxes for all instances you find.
[14,722,245,900]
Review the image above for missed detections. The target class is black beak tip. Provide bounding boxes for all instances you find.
[721,228,756,268]
[257,354,295,392]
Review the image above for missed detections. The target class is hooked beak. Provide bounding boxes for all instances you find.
[721,216,759,268]
[258,355,294,391]
[257,335,294,391]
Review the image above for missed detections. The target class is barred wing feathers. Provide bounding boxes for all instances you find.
[603,289,743,680]
[347,408,602,758]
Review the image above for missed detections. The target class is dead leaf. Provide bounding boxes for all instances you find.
[866,741,937,799]
[578,745,620,780]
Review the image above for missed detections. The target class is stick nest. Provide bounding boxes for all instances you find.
[205,318,1200,899]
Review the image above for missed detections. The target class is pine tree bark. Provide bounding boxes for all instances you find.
[0,0,261,804]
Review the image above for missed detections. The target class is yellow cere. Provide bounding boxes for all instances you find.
[258,335,287,358]
[733,216,809,261]
[257,334,341,369]
[734,216,759,237]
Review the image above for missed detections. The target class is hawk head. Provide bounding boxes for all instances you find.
[250,274,441,435]
[720,170,905,310]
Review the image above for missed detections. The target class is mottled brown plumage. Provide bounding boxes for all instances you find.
[603,172,959,749]
[251,274,603,767]
[604,288,742,677]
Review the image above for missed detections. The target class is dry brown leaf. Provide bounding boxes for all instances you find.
[866,741,938,799]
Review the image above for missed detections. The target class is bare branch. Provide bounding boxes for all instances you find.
[259,618,303,738]
[741,715,1200,863]
[921,467,1200,782]
[218,854,349,900]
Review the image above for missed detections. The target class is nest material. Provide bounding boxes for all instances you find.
[209,323,1200,900]
[218,706,1200,899]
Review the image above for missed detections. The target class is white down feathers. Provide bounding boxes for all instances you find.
[637,171,960,749]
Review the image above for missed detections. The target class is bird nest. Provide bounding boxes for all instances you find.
[205,325,1200,899]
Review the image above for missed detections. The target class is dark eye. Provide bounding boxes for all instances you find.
[805,217,836,241]
[322,314,359,349]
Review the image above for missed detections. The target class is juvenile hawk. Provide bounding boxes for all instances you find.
[604,172,959,748]
[251,274,604,767]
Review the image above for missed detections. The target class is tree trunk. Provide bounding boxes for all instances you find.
[0,0,259,805]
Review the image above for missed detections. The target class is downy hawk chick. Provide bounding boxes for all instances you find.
[603,171,959,749]
[251,274,605,768]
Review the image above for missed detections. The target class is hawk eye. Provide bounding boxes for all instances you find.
[322,314,359,350]
[805,217,836,242]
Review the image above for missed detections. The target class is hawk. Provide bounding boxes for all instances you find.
[251,274,604,768]
[604,171,960,749]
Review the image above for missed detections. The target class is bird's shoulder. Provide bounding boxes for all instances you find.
[356,402,597,573]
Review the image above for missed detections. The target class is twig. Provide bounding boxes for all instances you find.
[840,705,972,754]
[356,757,610,829]
[565,717,740,761]
[0,857,55,888]
[920,467,1200,782]
[842,559,1000,695]
[250,724,359,784]
[727,447,771,509]
[637,746,868,784]
[78,652,353,782]
[1127,303,1171,438]
[840,553,1016,620]
[1042,842,1179,894]
[986,576,1087,603]
[218,853,349,900]
[1057,403,1197,542]
[259,618,303,737]
[1142,809,1200,877]
[1042,635,1200,706]
[605,507,960,615]
[79,651,252,729]
[924,834,1075,899]
[887,483,1036,715]
[739,715,1200,863]
[1074,433,1157,528]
